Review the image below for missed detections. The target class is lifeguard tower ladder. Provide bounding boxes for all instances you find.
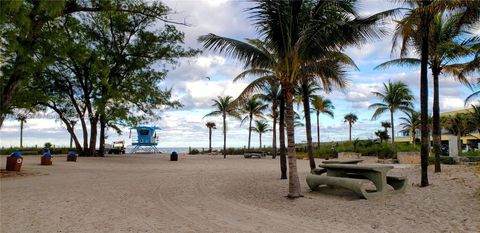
[129,126,161,153]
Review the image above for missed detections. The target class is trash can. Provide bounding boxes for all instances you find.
[41,149,53,165]
[170,151,178,161]
[6,152,23,172]
[67,151,77,162]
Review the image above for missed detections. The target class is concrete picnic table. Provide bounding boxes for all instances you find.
[311,159,363,175]
[307,164,407,199]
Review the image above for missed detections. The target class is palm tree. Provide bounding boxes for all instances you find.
[369,81,414,144]
[251,120,271,148]
[257,83,281,158]
[344,113,358,142]
[241,97,268,150]
[375,130,390,143]
[387,0,479,185]
[204,96,241,158]
[379,11,477,173]
[200,0,392,198]
[205,122,217,153]
[311,95,334,149]
[381,121,391,134]
[16,114,27,148]
[400,110,420,145]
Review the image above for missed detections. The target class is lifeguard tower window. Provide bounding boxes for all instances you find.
[139,130,149,135]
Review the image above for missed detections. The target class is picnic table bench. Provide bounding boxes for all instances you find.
[307,164,407,199]
[244,151,265,158]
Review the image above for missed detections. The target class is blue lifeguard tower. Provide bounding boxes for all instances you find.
[130,126,161,153]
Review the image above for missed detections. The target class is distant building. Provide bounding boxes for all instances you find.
[396,108,480,153]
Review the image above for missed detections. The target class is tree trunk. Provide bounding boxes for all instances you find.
[279,88,287,179]
[301,80,315,170]
[98,114,106,157]
[420,0,431,187]
[209,128,212,153]
[285,85,302,198]
[432,69,441,173]
[349,122,352,142]
[272,115,277,159]
[223,114,227,159]
[248,114,253,149]
[259,133,262,148]
[20,120,24,148]
[316,111,320,149]
[390,111,395,144]
[88,116,98,156]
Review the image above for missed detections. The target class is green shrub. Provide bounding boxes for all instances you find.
[464,156,480,162]
[429,156,456,165]
[462,150,480,157]
[189,148,200,155]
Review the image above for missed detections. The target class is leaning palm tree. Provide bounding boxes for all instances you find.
[369,81,414,144]
[205,122,217,153]
[204,96,241,158]
[200,0,392,198]
[344,113,358,142]
[16,114,27,148]
[241,97,268,150]
[311,95,334,149]
[251,120,271,148]
[400,110,420,145]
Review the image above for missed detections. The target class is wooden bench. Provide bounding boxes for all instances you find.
[244,151,265,158]
[306,175,370,199]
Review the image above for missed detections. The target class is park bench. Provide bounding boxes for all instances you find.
[244,151,265,158]
[307,164,407,199]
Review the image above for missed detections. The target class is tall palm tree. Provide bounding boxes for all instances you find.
[400,110,420,145]
[241,97,268,150]
[200,0,392,198]
[344,113,358,142]
[16,114,27,148]
[369,81,414,144]
[378,11,477,173]
[381,121,391,134]
[387,0,479,185]
[204,96,241,158]
[311,95,334,149]
[205,122,216,153]
[256,82,282,158]
[251,120,271,148]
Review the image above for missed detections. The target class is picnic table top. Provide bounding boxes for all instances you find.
[318,163,394,172]
[321,159,363,164]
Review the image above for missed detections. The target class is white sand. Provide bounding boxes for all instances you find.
[1,154,479,233]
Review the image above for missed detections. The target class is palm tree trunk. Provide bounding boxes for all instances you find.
[20,120,24,148]
[259,133,262,148]
[301,81,315,170]
[390,111,395,144]
[272,115,277,159]
[209,128,212,153]
[279,88,287,179]
[349,122,352,142]
[223,114,227,159]
[285,84,302,198]
[432,69,441,173]
[248,114,253,149]
[316,111,320,149]
[420,0,431,187]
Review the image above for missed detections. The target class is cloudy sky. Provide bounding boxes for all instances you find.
[0,0,477,149]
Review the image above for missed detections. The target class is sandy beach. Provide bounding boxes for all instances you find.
[1,154,479,233]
